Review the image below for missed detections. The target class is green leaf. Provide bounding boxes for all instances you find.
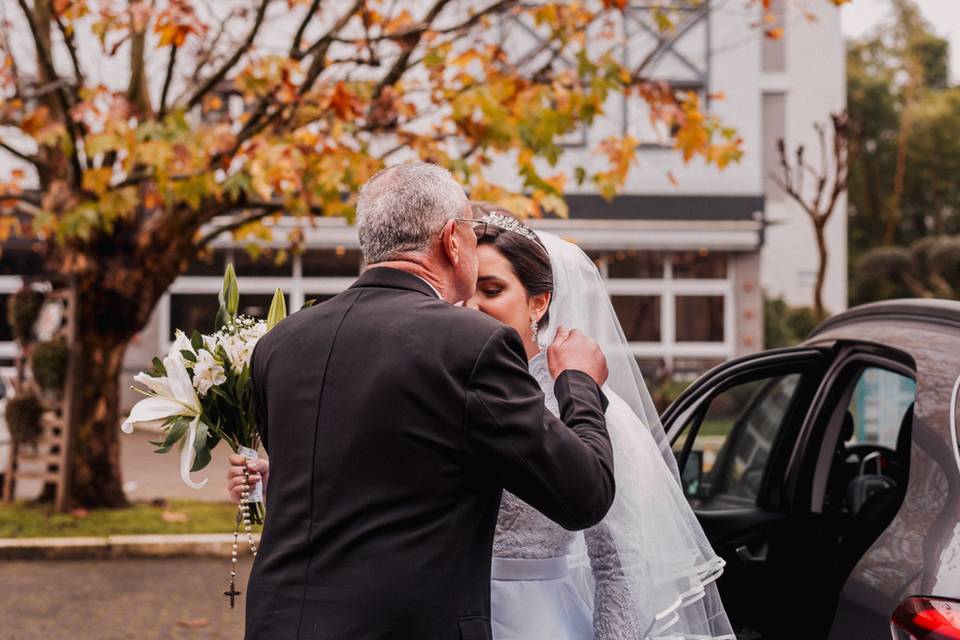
[152,357,167,376]
[152,417,190,454]
[191,422,211,472]
[180,349,197,363]
[190,330,204,353]
[299,298,317,311]
[266,288,287,331]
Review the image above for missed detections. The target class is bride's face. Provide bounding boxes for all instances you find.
[466,244,549,359]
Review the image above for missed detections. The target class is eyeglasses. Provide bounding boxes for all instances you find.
[443,217,488,238]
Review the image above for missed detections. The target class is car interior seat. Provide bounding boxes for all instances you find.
[838,403,914,573]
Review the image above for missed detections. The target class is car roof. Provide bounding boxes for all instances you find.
[810,299,960,339]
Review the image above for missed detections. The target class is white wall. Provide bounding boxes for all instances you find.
[760,1,847,312]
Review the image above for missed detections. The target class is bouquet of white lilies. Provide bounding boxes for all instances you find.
[122,264,292,523]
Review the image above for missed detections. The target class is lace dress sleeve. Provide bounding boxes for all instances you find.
[584,522,642,639]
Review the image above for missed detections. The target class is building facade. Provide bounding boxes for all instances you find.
[0,0,846,409]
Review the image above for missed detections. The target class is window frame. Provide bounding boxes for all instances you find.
[666,347,831,512]
[600,252,735,366]
[158,249,357,353]
[796,349,917,514]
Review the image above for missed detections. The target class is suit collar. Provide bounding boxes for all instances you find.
[350,266,443,299]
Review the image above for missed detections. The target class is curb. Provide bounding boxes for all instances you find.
[0,533,261,560]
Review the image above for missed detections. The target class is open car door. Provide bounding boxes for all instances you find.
[664,347,832,639]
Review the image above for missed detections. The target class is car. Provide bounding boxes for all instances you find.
[664,299,960,640]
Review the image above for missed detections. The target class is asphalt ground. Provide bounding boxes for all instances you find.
[0,557,250,639]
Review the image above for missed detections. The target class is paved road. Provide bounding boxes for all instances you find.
[0,558,250,639]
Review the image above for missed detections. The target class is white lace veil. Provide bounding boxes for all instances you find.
[534,231,736,640]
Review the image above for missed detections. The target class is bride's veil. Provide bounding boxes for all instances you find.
[534,231,735,639]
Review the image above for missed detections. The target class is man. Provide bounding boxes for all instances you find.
[243,162,614,640]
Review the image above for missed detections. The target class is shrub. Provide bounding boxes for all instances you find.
[764,296,819,348]
[5,393,44,445]
[6,289,45,345]
[31,339,69,392]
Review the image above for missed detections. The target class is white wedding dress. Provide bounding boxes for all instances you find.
[488,232,735,640]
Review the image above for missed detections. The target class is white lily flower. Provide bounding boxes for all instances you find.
[170,329,195,359]
[193,349,226,396]
[122,354,208,490]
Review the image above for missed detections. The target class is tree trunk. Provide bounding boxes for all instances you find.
[67,331,131,508]
[813,220,829,322]
[883,55,920,246]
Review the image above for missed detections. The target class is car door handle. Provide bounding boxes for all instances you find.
[735,543,768,564]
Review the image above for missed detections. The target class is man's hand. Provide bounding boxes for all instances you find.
[547,326,609,386]
[226,453,269,504]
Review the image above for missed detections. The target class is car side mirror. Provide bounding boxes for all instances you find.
[682,450,704,499]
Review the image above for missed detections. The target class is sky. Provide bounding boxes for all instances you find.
[842,0,960,81]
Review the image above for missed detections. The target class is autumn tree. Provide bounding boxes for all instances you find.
[0,0,802,508]
[847,0,955,259]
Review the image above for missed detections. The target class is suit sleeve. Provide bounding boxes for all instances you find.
[463,325,615,530]
[249,342,269,453]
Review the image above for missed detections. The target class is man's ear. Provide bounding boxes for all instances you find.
[440,219,460,266]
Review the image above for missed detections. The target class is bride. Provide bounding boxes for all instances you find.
[228,206,734,639]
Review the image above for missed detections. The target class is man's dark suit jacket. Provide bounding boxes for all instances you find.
[245,267,614,640]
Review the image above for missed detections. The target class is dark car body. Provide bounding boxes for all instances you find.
[664,299,960,639]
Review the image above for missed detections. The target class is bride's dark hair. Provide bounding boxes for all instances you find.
[470,202,554,326]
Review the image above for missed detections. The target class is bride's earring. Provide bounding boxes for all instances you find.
[529,317,539,344]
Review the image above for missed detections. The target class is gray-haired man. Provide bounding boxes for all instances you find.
[243,161,614,640]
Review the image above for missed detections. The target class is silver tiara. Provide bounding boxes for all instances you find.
[480,212,538,242]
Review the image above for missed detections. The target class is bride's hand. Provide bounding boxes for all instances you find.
[547,326,609,386]
[226,454,269,504]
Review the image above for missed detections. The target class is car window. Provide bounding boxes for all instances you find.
[846,367,916,449]
[673,373,803,510]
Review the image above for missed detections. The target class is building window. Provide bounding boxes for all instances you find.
[596,250,666,279]
[301,248,363,277]
[232,249,292,277]
[762,92,787,200]
[0,249,44,275]
[238,293,288,320]
[186,249,231,276]
[0,293,11,342]
[676,296,724,342]
[672,251,727,279]
[612,296,661,342]
[169,292,291,340]
[169,294,219,340]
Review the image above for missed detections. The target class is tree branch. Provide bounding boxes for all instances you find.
[185,0,272,111]
[53,12,84,88]
[371,0,455,101]
[0,140,44,168]
[322,0,515,46]
[299,0,366,92]
[127,26,152,117]
[195,206,277,247]
[290,0,323,58]
[195,200,325,247]
[159,45,179,118]
[16,0,85,181]
[228,0,365,154]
